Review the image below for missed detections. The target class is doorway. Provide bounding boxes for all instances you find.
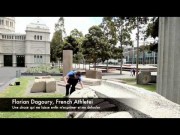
[16,55,25,67]
[4,55,13,66]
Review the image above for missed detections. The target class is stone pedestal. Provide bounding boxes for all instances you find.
[157,17,180,104]
[137,71,151,85]
[63,50,73,77]
[86,70,102,79]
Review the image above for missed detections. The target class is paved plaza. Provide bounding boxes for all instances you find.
[0,67,27,91]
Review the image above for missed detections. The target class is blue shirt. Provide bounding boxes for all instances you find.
[67,71,82,82]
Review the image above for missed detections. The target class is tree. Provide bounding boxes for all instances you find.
[100,17,134,74]
[50,17,66,63]
[63,35,79,54]
[146,17,159,52]
[82,25,110,70]
[100,17,118,71]
[113,17,133,74]
[128,17,148,81]
[70,29,85,68]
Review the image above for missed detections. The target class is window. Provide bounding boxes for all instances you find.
[34,55,43,64]
[6,21,9,26]
[0,20,1,25]
[40,36,42,40]
[12,36,13,39]
[37,35,39,40]
[2,35,4,39]
[2,20,4,25]
[34,35,36,40]
[34,55,36,63]
[39,56,43,63]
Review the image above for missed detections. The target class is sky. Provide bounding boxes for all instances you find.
[15,17,103,40]
[15,17,155,47]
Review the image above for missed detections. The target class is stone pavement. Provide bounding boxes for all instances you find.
[0,67,27,91]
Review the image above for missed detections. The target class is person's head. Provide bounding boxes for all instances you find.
[75,71,81,79]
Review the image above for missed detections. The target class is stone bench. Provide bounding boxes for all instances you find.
[46,78,56,93]
[31,76,56,93]
[31,79,46,93]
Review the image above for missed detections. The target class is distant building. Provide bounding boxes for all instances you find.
[0,17,50,67]
[123,38,158,64]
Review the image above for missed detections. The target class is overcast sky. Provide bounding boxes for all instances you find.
[14,17,153,47]
[15,17,103,40]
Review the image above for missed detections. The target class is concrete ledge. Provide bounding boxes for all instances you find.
[89,80,180,118]
[82,77,101,86]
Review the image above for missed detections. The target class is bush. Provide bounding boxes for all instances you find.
[26,65,63,74]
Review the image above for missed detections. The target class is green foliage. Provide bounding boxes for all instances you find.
[26,65,62,74]
[82,25,109,65]
[50,17,66,62]
[146,17,159,52]
[63,35,79,54]
[146,17,158,39]
[74,52,84,63]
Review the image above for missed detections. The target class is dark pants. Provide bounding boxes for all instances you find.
[65,78,78,96]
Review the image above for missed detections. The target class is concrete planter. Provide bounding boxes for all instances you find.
[21,73,62,76]
[85,70,102,79]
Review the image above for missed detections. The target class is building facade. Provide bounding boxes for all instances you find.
[123,36,158,65]
[0,17,50,67]
[123,47,158,65]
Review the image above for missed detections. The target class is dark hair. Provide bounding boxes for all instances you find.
[76,71,81,76]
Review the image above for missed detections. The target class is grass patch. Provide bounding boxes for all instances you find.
[0,77,66,118]
[0,112,66,118]
[120,78,156,92]
[0,77,33,97]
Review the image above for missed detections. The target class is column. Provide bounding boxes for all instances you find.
[63,50,73,77]
[13,54,16,67]
[157,17,180,104]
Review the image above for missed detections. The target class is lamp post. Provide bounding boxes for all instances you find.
[136,17,140,80]
[143,37,146,65]
[57,57,60,70]
[132,45,134,64]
